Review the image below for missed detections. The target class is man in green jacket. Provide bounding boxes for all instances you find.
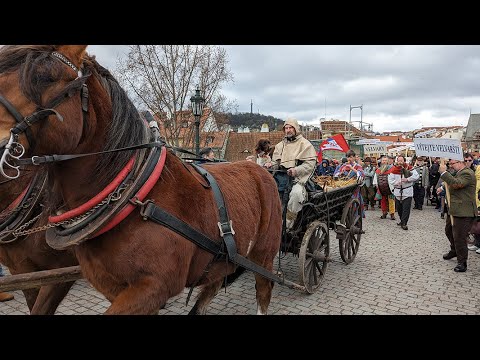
[439,157,477,272]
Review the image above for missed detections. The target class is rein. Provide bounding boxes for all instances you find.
[14,127,218,167]
[16,140,166,166]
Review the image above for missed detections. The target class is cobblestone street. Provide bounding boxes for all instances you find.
[1,204,480,315]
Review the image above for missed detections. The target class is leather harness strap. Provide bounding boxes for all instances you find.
[138,163,280,283]
[0,171,48,244]
[0,95,36,150]
[140,204,223,255]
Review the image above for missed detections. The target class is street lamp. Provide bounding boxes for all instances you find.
[190,85,205,156]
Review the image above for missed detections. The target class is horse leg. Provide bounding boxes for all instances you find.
[30,281,75,315]
[7,261,40,312]
[22,289,40,311]
[248,246,277,315]
[188,280,223,315]
[104,276,169,315]
[254,274,274,315]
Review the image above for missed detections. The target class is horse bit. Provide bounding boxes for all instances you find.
[0,51,86,180]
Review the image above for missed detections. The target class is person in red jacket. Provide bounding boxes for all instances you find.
[373,155,396,220]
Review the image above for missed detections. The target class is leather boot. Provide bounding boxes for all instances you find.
[443,251,457,260]
[380,212,387,219]
[454,262,467,272]
[0,292,14,302]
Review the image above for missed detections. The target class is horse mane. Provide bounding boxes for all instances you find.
[82,55,148,186]
[0,45,60,105]
[0,45,148,188]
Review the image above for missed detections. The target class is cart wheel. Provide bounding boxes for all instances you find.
[339,198,362,264]
[299,220,329,294]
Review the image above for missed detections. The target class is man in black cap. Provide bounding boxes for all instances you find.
[440,157,477,272]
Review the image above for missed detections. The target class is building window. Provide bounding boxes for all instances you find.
[206,136,215,144]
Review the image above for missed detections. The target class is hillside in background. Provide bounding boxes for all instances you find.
[226,112,283,131]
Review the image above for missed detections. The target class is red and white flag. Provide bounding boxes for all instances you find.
[317,134,350,162]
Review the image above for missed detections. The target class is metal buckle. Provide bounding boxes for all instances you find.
[218,220,235,237]
[129,197,154,220]
[31,156,41,165]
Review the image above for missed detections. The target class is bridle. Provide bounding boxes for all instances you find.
[0,51,90,180]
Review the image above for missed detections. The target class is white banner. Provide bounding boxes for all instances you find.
[388,145,415,153]
[413,138,463,161]
[364,144,387,154]
[356,140,392,145]
[391,142,414,146]
[357,139,381,144]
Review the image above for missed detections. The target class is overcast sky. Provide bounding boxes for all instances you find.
[88,45,480,133]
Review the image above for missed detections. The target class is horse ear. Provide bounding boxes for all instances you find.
[55,45,88,67]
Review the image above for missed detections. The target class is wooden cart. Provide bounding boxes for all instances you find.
[278,180,364,293]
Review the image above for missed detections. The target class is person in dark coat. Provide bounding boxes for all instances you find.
[428,158,441,207]
[316,159,334,176]
[439,157,477,272]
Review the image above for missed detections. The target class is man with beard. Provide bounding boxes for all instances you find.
[268,118,317,230]
[440,157,477,272]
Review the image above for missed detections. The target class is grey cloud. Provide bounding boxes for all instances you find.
[88,45,480,132]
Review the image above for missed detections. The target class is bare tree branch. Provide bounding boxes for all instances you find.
[115,45,235,150]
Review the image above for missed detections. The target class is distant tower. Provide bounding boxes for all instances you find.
[250,99,253,115]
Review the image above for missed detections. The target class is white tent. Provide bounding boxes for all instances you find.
[388,144,415,154]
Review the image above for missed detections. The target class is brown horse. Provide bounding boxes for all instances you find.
[0,45,282,315]
[0,169,78,314]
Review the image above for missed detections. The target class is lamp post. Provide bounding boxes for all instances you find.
[190,85,205,156]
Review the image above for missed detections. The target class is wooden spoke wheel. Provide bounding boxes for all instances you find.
[339,198,362,264]
[299,221,329,294]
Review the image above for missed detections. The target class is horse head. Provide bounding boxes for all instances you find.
[0,45,147,194]
[0,46,89,161]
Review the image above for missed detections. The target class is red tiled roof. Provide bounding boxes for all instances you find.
[154,107,214,134]
[321,120,362,135]
[376,136,413,142]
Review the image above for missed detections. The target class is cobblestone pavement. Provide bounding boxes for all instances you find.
[1,204,480,315]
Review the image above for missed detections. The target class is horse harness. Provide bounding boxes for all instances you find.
[138,163,280,284]
[0,170,47,244]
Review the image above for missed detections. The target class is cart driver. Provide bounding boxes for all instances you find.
[265,118,317,230]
